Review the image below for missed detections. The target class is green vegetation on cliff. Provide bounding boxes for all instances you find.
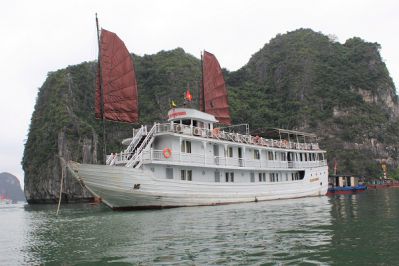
[23,29,399,201]
[227,29,398,176]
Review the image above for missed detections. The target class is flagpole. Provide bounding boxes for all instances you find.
[96,13,107,164]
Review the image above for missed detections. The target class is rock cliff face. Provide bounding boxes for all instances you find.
[0,172,25,202]
[23,64,99,203]
[23,30,399,202]
[227,29,399,176]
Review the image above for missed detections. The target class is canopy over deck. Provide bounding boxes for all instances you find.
[251,128,318,140]
[167,108,218,124]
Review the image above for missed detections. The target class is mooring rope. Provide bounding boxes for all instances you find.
[56,163,65,215]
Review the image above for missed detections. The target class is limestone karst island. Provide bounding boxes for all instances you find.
[23,29,399,204]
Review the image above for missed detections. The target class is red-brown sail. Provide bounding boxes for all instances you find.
[202,51,231,125]
[96,29,138,123]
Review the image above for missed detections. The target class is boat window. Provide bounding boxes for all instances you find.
[181,170,186,180]
[262,173,266,182]
[182,119,191,126]
[254,150,260,160]
[292,172,304,180]
[215,171,220,182]
[228,147,234,157]
[225,172,234,182]
[299,153,303,161]
[250,172,255,182]
[270,173,275,182]
[166,168,173,179]
[268,151,274,160]
[238,147,242,158]
[181,169,192,181]
[281,152,287,161]
[299,171,305,180]
[181,140,191,153]
[258,173,262,182]
[187,170,192,181]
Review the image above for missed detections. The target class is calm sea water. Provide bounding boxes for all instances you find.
[1,189,399,265]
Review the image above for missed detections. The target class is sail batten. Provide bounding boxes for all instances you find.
[202,51,231,125]
[96,29,139,123]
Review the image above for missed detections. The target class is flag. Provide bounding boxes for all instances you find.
[185,89,193,102]
[171,100,177,108]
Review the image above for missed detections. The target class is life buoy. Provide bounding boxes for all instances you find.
[253,135,260,144]
[163,148,172,158]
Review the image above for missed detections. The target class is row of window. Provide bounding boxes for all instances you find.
[249,172,301,183]
[180,140,324,162]
[167,168,194,181]
[214,171,303,183]
[167,167,305,183]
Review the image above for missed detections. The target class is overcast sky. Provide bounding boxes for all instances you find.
[1,0,398,187]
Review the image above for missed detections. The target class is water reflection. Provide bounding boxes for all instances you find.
[4,191,399,264]
[1,197,332,265]
[328,190,399,265]
[331,194,360,222]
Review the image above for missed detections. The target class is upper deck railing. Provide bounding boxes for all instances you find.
[142,149,327,169]
[107,122,323,167]
[154,122,320,150]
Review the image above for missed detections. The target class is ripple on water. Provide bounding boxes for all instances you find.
[3,191,399,265]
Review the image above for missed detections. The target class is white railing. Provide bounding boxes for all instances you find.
[124,125,147,154]
[142,149,327,169]
[154,122,320,151]
[106,154,115,165]
[107,126,147,166]
[107,122,323,167]
[126,124,157,168]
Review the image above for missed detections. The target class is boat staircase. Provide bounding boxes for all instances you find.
[125,124,156,168]
[107,125,145,165]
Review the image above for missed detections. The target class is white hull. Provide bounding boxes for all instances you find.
[75,163,328,209]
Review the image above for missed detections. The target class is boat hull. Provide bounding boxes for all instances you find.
[74,163,328,209]
[326,185,367,196]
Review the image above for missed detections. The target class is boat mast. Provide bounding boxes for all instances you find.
[200,51,205,112]
[96,13,107,163]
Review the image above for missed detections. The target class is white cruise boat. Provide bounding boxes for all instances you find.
[70,22,328,210]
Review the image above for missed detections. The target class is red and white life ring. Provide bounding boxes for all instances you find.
[163,147,172,158]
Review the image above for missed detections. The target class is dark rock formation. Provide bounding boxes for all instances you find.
[0,172,25,202]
